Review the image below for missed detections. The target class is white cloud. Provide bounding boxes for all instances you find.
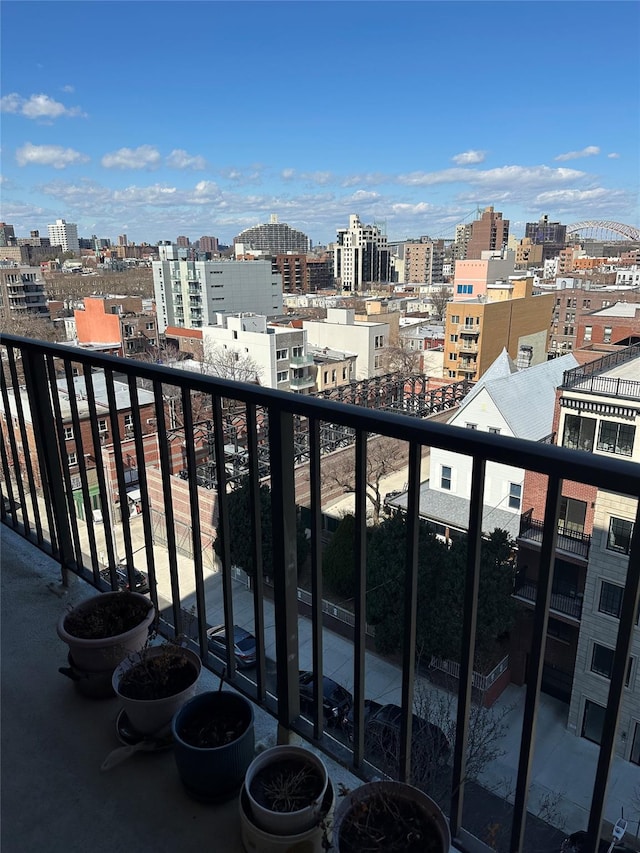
[101,145,162,170]
[16,143,89,169]
[534,187,630,210]
[166,149,207,170]
[1,92,86,119]
[452,150,486,165]
[61,85,75,93]
[397,164,586,189]
[554,145,600,162]
[281,168,296,180]
[607,152,620,159]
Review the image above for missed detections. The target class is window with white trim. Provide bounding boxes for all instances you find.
[597,421,635,456]
[277,370,289,383]
[98,419,108,433]
[441,465,452,490]
[67,451,77,466]
[607,517,634,555]
[64,426,74,441]
[508,482,522,510]
[276,349,288,360]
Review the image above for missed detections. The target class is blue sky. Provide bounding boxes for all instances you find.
[1,1,638,247]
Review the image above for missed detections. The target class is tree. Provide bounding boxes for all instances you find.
[322,513,357,601]
[214,478,309,581]
[202,342,263,385]
[322,435,408,524]
[1,312,62,342]
[430,286,451,319]
[379,345,422,376]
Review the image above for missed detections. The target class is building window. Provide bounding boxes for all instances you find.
[558,497,587,533]
[582,699,606,745]
[603,326,612,343]
[466,423,477,430]
[547,618,573,643]
[599,580,624,618]
[631,723,640,766]
[98,419,108,433]
[562,414,595,452]
[374,335,384,348]
[67,451,77,466]
[584,325,592,342]
[451,315,460,324]
[276,349,288,361]
[292,346,303,358]
[276,370,289,383]
[124,414,134,428]
[374,355,382,369]
[508,482,522,510]
[64,426,73,441]
[146,322,154,330]
[590,643,632,685]
[449,334,458,343]
[607,517,634,555]
[489,427,501,435]
[441,465,452,490]
[448,370,456,378]
[323,371,328,383]
[597,421,635,456]
[449,352,457,361]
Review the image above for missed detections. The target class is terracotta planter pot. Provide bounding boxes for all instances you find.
[57,591,155,673]
[332,780,451,853]
[244,745,329,836]
[172,691,255,802]
[112,646,201,734]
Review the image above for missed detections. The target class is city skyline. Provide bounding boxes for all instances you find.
[1,1,638,246]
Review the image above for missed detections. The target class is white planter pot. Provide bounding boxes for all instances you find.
[244,745,329,836]
[112,646,201,734]
[239,778,335,853]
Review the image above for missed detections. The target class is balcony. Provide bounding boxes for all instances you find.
[1,334,640,853]
[290,353,314,367]
[513,575,583,620]
[289,373,316,390]
[460,326,480,337]
[519,512,592,560]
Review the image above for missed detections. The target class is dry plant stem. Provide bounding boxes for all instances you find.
[261,765,317,812]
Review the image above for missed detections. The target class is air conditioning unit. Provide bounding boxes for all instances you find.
[146,418,156,426]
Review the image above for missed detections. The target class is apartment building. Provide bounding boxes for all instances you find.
[334,214,391,292]
[233,215,310,255]
[0,263,50,325]
[309,346,357,392]
[524,215,567,261]
[47,219,79,255]
[153,248,283,333]
[443,277,554,381]
[577,302,640,349]
[464,207,509,260]
[547,284,640,354]
[403,239,446,285]
[452,252,516,300]
[303,308,390,380]
[515,345,640,761]
[273,253,333,294]
[74,296,158,357]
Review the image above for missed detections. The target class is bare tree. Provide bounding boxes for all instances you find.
[380,345,422,376]
[323,435,408,524]
[1,312,62,342]
[430,286,451,319]
[202,342,263,385]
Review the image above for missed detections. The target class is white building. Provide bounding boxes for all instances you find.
[200,313,314,392]
[303,308,389,380]
[47,219,79,255]
[615,266,640,287]
[334,215,391,292]
[153,254,283,333]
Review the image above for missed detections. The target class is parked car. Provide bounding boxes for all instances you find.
[298,671,352,725]
[360,703,451,783]
[206,624,257,669]
[343,699,383,740]
[561,831,635,853]
[99,566,150,594]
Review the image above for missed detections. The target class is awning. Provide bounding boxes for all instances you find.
[126,488,142,502]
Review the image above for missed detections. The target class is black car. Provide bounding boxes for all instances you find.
[298,671,352,725]
[343,699,383,741]
[360,703,451,782]
[207,624,257,669]
[561,832,635,853]
[99,565,150,594]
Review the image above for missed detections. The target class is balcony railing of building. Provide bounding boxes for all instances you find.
[518,510,592,560]
[561,343,640,400]
[1,333,639,853]
[513,575,583,620]
[289,353,314,367]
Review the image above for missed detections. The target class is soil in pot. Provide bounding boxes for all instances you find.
[338,790,443,853]
[178,703,250,748]
[64,595,151,640]
[249,756,325,815]
[117,650,198,701]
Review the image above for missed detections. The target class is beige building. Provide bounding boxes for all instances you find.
[303,308,390,380]
[443,277,555,381]
[309,346,357,392]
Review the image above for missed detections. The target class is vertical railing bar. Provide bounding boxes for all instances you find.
[6,344,41,541]
[45,355,84,574]
[268,404,299,731]
[212,394,235,677]
[398,441,422,783]
[126,376,159,613]
[450,455,486,838]
[510,475,562,853]
[181,386,207,658]
[104,369,135,576]
[153,378,182,637]
[247,403,266,701]
[309,417,324,739]
[83,366,117,576]
[0,358,23,531]
[586,500,640,852]
[63,359,100,581]
[352,429,368,768]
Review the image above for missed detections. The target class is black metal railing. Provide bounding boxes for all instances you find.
[513,576,583,620]
[519,514,592,559]
[1,334,640,853]
[561,343,640,400]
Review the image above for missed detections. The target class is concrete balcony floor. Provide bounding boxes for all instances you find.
[0,524,360,853]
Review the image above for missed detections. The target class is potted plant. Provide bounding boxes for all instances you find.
[171,690,255,802]
[244,745,329,836]
[57,590,155,674]
[112,642,201,735]
[332,780,451,853]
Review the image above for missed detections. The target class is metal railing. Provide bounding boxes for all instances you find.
[1,334,639,853]
[519,514,592,559]
[429,654,509,692]
[561,343,640,400]
[513,576,583,620]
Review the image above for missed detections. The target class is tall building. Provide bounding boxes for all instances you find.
[453,223,473,260]
[403,239,445,285]
[47,219,79,255]
[0,223,16,247]
[234,215,310,255]
[334,214,391,292]
[176,236,190,247]
[525,214,567,261]
[303,308,390,379]
[0,263,51,325]
[199,235,219,254]
[118,235,128,247]
[464,207,509,260]
[152,250,283,333]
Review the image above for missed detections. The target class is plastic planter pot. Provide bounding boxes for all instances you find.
[172,690,255,802]
[113,646,201,735]
[244,745,329,836]
[57,591,155,673]
[332,780,451,853]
